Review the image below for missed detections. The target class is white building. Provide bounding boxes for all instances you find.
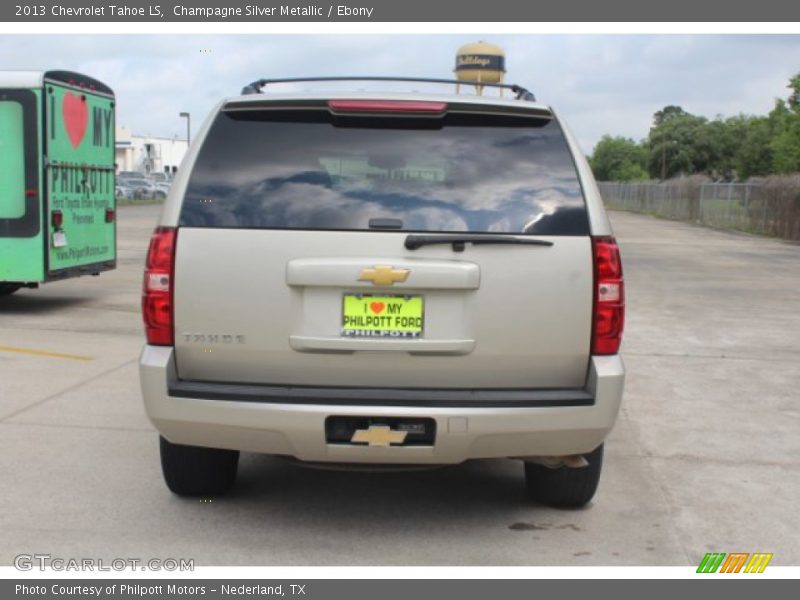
[115,126,188,176]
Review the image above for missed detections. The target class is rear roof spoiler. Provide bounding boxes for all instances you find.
[44,70,114,96]
[221,97,553,120]
[240,76,536,101]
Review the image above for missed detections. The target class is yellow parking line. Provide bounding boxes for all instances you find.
[0,344,94,362]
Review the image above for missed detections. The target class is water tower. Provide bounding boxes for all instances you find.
[454,41,506,96]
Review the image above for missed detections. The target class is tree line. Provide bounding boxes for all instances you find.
[589,73,800,182]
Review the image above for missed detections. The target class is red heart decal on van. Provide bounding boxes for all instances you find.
[62,92,88,149]
[370,302,385,314]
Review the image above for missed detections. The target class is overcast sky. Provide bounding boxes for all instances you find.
[2,34,799,154]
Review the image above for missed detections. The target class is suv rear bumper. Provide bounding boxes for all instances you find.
[139,346,624,464]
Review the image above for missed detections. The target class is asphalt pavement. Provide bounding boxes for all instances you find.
[1,205,798,566]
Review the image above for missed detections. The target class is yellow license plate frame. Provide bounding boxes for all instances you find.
[341,294,424,338]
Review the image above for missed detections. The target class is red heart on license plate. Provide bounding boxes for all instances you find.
[370,302,385,314]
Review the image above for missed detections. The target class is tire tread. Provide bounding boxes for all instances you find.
[159,436,239,497]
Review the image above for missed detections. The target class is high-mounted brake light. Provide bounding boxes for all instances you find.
[591,236,625,355]
[142,227,177,346]
[328,100,448,113]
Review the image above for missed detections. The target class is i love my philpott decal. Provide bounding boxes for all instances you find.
[48,85,113,158]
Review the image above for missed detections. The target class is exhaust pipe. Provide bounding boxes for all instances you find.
[521,455,590,469]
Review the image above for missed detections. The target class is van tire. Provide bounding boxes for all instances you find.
[159,436,239,497]
[0,284,21,296]
[523,444,603,508]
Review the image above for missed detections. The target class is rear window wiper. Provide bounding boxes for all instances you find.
[405,234,554,252]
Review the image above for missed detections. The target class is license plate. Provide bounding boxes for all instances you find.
[52,231,68,248]
[342,294,424,338]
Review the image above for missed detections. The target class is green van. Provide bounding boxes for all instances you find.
[0,70,116,295]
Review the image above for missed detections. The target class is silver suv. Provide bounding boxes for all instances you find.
[139,77,625,507]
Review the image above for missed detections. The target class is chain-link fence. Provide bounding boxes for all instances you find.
[597,176,800,241]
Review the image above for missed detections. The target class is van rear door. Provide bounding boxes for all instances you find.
[43,78,116,277]
[172,100,593,389]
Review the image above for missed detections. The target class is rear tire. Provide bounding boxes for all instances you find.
[0,284,21,296]
[524,444,604,508]
[159,436,239,497]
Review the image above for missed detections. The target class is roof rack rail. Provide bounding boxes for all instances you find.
[240,76,536,101]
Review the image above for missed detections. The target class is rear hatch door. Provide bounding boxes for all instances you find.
[172,98,593,389]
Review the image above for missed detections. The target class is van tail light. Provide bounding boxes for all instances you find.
[142,227,177,346]
[592,236,625,355]
[51,210,63,229]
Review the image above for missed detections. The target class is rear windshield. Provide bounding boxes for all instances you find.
[180,108,589,235]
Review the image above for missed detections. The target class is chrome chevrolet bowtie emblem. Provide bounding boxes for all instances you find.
[351,425,408,447]
[358,265,410,286]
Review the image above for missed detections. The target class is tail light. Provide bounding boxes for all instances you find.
[105,208,115,223]
[51,210,63,229]
[591,236,625,355]
[142,227,177,346]
[328,100,448,113]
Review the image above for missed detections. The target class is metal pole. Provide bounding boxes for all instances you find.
[179,112,191,146]
[726,182,733,227]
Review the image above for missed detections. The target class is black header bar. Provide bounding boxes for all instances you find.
[2,0,799,22]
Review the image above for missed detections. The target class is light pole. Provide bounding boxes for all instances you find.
[179,112,191,146]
